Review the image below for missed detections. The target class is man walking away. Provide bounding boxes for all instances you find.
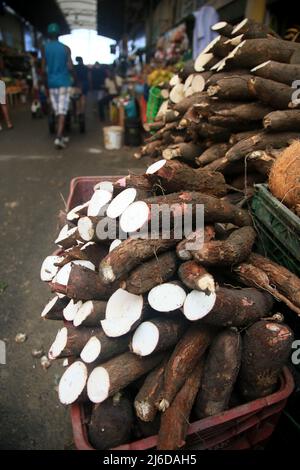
[43,23,73,149]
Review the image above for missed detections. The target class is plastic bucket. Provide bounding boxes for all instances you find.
[103,126,123,150]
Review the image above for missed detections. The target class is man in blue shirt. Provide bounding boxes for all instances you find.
[42,23,73,149]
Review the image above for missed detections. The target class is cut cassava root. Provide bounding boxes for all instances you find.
[87,351,164,404]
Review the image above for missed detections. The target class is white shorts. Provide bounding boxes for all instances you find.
[0,80,6,105]
[49,87,71,115]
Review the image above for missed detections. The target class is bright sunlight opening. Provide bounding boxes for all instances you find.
[59,29,117,65]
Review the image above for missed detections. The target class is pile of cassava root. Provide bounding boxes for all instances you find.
[40,159,300,449]
[137,18,300,198]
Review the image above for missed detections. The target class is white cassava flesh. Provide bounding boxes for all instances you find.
[183,74,194,92]
[80,336,101,363]
[80,241,96,251]
[78,217,95,241]
[93,181,114,193]
[40,256,63,282]
[191,74,205,93]
[201,36,221,55]
[169,84,185,104]
[58,361,88,405]
[57,293,66,299]
[195,53,214,72]
[67,202,89,221]
[211,21,229,31]
[148,283,186,312]
[55,225,77,246]
[183,290,216,321]
[48,327,68,360]
[109,239,122,252]
[63,299,83,321]
[73,300,94,327]
[224,34,244,46]
[156,100,169,119]
[106,188,137,219]
[169,74,181,87]
[131,322,159,356]
[87,189,112,217]
[184,87,194,97]
[120,201,149,233]
[101,289,143,337]
[251,61,271,72]
[231,18,248,35]
[146,159,166,174]
[41,296,59,318]
[53,260,95,286]
[87,366,110,403]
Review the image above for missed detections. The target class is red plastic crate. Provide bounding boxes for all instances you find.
[70,367,294,450]
[65,178,294,450]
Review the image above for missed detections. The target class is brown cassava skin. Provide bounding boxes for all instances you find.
[66,264,117,300]
[207,132,299,172]
[238,320,294,400]
[195,329,241,418]
[249,253,300,309]
[131,317,186,357]
[56,228,81,250]
[210,35,233,58]
[134,357,169,422]
[176,226,215,261]
[214,102,273,122]
[147,159,227,197]
[163,142,205,163]
[173,92,207,115]
[158,325,213,411]
[157,360,204,450]
[229,129,262,145]
[144,191,252,227]
[192,226,256,266]
[264,110,300,132]
[195,121,231,141]
[122,252,177,295]
[42,296,69,320]
[99,238,177,285]
[51,325,102,358]
[89,352,165,401]
[234,262,300,316]
[252,60,300,85]
[232,19,279,39]
[207,75,254,101]
[88,395,133,450]
[227,38,298,69]
[248,77,293,110]
[178,260,214,293]
[196,143,230,167]
[203,287,273,327]
[51,325,129,361]
[76,300,107,326]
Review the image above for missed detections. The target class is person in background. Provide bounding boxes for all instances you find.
[74,56,89,120]
[0,80,13,130]
[0,57,13,130]
[98,67,123,122]
[42,23,73,149]
[91,61,106,119]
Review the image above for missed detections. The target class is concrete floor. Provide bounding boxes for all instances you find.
[0,100,145,449]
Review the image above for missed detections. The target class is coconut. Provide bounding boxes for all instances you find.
[269,140,300,213]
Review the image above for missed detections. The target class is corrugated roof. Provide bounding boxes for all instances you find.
[56,0,97,30]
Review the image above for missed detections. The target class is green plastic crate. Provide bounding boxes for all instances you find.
[146,86,164,123]
[251,184,300,277]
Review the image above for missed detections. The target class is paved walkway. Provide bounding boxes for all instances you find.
[0,98,145,449]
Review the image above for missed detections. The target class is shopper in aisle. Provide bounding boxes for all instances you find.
[74,56,89,123]
[42,23,73,149]
[0,79,13,131]
[98,67,123,122]
[91,62,106,120]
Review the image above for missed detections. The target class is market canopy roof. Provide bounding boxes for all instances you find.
[56,0,97,30]
[3,0,70,35]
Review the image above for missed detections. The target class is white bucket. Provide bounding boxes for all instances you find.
[103,126,123,150]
